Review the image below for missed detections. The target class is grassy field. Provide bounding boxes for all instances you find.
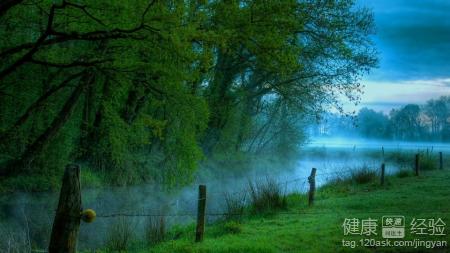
[105,167,450,253]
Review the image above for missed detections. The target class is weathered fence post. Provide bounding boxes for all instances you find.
[415,154,420,176]
[195,184,206,242]
[308,168,317,206]
[49,164,81,253]
[380,163,385,186]
[440,152,443,170]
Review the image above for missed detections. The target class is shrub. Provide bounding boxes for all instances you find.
[145,215,166,245]
[248,178,287,214]
[105,218,134,252]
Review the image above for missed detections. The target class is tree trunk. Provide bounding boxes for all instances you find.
[79,76,95,156]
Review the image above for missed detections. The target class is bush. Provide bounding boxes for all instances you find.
[248,178,287,214]
[145,215,166,245]
[105,218,134,252]
[350,167,377,184]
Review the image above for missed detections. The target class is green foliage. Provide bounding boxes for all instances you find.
[0,0,377,191]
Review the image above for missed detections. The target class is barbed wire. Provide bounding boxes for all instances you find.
[95,208,450,219]
[97,212,195,218]
[90,165,450,219]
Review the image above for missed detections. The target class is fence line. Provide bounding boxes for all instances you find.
[202,168,369,197]
[93,209,450,219]
[46,151,447,251]
[93,168,450,219]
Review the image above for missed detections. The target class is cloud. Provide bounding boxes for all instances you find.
[358,0,450,81]
[362,79,450,103]
[341,78,450,113]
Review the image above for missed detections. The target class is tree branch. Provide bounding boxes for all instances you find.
[29,58,112,68]
[0,70,86,140]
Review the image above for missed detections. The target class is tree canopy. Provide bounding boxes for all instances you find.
[0,0,377,189]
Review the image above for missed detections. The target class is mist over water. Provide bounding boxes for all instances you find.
[1,137,449,250]
[308,137,450,151]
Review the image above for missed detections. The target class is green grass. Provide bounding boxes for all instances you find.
[116,169,450,253]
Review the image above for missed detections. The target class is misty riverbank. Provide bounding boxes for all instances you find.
[1,139,449,250]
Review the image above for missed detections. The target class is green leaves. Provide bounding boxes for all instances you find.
[0,0,377,189]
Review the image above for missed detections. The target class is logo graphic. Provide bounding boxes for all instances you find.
[382,216,405,238]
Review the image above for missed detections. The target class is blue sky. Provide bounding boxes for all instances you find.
[346,0,450,113]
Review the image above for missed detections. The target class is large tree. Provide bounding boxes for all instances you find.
[0,0,377,188]
[200,0,377,155]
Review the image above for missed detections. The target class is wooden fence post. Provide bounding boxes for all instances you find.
[415,154,420,176]
[440,152,443,170]
[380,163,385,186]
[49,164,81,253]
[195,185,206,242]
[308,168,317,206]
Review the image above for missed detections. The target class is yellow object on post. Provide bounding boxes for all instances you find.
[80,209,96,223]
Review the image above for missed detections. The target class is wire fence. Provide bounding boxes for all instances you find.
[91,163,449,220]
[20,151,446,252]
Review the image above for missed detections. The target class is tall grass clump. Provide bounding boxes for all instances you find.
[0,226,32,253]
[322,172,348,187]
[223,192,246,222]
[222,220,242,234]
[105,218,134,252]
[248,178,287,214]
[350,167,377,184]
[386,150,411,168]
[396,169,412,178]
[419,150,438,171]
[145,215,166,246]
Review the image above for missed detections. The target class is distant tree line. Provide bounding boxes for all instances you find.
[0,0,376,188]
[311,96,450,141]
